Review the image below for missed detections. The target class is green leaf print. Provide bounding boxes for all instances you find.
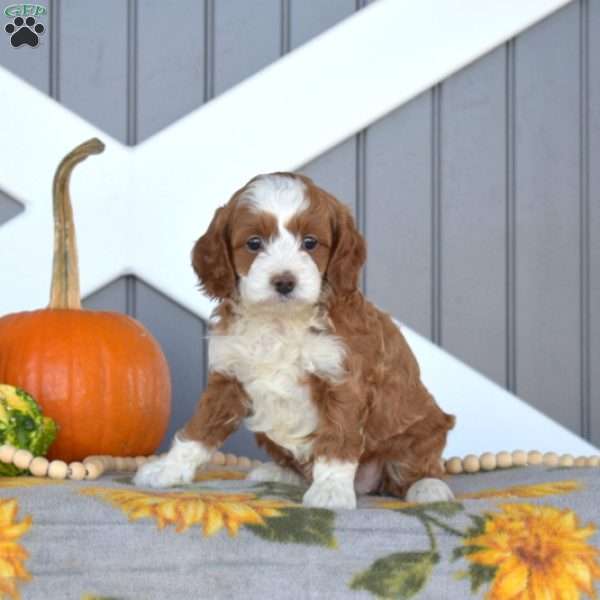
[250,480,306,504]
[350,551,439,599]
[396,501,464,519]
[245,507,337,548]
[458,563,498,593]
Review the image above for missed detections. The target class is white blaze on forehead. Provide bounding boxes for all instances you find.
[237,174,321,305]
[242,174,309,228]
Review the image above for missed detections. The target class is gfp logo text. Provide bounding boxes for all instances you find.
[4,4,46,18]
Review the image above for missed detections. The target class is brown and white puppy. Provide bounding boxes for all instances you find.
[134,173,455,509]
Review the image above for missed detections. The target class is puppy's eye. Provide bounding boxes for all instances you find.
[246,236,263,252]
[302,236,318,251]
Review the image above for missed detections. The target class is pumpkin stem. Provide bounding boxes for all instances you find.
[49,138,105,310]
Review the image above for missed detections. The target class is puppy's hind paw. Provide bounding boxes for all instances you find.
[133,457,196,488]
[247,462,305,486]
[405,478,454,504]
[303,479,357,510]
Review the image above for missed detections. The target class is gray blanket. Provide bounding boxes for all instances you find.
[0,464,599,599]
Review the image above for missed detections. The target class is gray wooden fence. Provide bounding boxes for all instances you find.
[0,0,598,456]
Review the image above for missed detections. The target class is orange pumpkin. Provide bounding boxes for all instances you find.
[0,139,171,462]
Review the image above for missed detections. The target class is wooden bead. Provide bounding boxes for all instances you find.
[210,452,225,466]
[512,450,527,466]
[463,454,480,473]
[84,455,101,463]
[496,451,512,469]
[543,452,559,467]
[0,444,17,464]
[574,456,587,468]
[84,460,103,480]
[559,454,574,467]
[445,457,463,475]
[251,459,263,468]
[479,452,496,471]
[114,457,128,471]
[29,456,49,477]
[225,453,238,466]
[99,456,114,471]
[48,460,68,479]
[12,449,33,470]
[135,456,148,467]
[124,457,138,471]
[587,456,600,467]
[68,462,87,480]
[237,456,252,469]
[527,450,543,465]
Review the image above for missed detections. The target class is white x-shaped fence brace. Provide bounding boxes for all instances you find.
[1,0,593,455]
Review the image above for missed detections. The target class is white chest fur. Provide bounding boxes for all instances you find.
[208,306,346,461]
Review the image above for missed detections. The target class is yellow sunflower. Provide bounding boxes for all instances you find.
[0,498,32,600]
[463,503,600,600]
[460,480,582,501]
[81,488,290,537]
[377,480,581,510]
[193,470,247,482]
[0,477,63,489]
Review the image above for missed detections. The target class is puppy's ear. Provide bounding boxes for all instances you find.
[192,205,236,300]
[326,199,366,295]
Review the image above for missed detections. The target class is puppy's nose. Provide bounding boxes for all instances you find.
[271,272,296,296]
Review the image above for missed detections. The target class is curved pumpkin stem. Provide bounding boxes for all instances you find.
[49,138,105,309]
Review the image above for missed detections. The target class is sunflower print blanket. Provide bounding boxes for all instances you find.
[0,463,598,599]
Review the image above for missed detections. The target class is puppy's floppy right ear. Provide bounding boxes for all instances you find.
[191,205,236,300]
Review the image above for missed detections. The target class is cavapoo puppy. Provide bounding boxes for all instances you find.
[134,173,455,509]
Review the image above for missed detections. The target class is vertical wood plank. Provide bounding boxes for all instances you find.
[588,0,600,446]
[506,40,517,394]
[439,47,507,386]
[299,139,357,213]
[83,277,128,314]
[0,191,22,225]
[0,0,50,92]
[290,0,358,255]
[514,3,581,433]
[136,0,205,142]
[289,0,354,49]
[58,0,128,142]
[134,279,207,452]
[204,0,282,456]
[221,422,270,460]
[213,0,281,96]
[135,280,268,458]
[365,93,433,338]
[431,86,442,344]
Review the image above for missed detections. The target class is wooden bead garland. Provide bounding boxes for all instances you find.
[0,443,267,481]
[0,442,598,481]
[441,450,600,475]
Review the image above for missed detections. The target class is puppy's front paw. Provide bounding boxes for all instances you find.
[247,462,305,486]
[405,478,454,503]
[133,457,196,488]
[303,479,357,510]
[133,433,212,488]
